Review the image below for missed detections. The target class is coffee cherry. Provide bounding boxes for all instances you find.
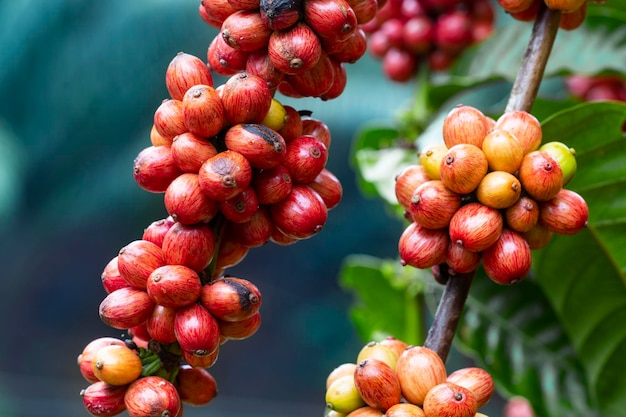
[440,144,489,195]
[171,132,218,173]
[154,99,188,141]
[270,184,328,239]
[282,135,329,183]
[475,171,522,209]
[518,150,563,201]
[544,0,586,12]
[79,338,127,383]
[176,365,218,406]
[345,406,385,416]
[99,287,155,330]
[133,145,182,193]
[200,0,237,28]
[260,0,303,30]
[494,110,542,155]
[382,47,419,83]
[277,105,304,141]
[161,222,216,272]
[395,165,431,210]
[227,0,260,10]
[446,367,495,409]
[448,202,503,252]
[481,129,524,174]
[327,363,358,389]
[522,222,554,250]
[164,173,220,225]
[246,50,286,92]
[309,168,343,210]
[221,10,273,52]
[165,52,214,101]
[182,84,225,138]
[150,124,170,146]
[221,72,273,125]
[124,376,181,417]
[230,205,274,247]
[326,374,367,414]
[252,164,293,205]
[445,240,482,274]
[379,337,408,359]
[304,0,358,43]
[101,256,129,294]
[356,341,399,370]
[199,150,253,201]
[201,276,262,322]
[268,22,323,75]
[215,231,250,269]
[354,359,402,411]
[218,311,262,340]
[385,402,426,417]
[207,33,249,76]
[560,4,587,31]
[117,240,165,290]
[497,0,535,13]
[182,345,221,368]
[433,10,473,54]
[147,265,203,309]
[302,117,332,148]
[175,303,220,356]
[218,185,259,223]
[419,144,448,181]
[504,196,540,233]
[93,344,142,386]
[509,0,542,21]
[539,189,589,235]
[262,98,288,131]
[410,180,462,230]
[81,381,128,417]
[482,228,532,285]
[395,345,447,406]
[539,141,577,185]
[422,382,477,417]
[398,222,449,269]
[146,305,178,344]
[442,105,491,148]
[224,123,287,169]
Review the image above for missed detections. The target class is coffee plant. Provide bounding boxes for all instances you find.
[69,0,626,416]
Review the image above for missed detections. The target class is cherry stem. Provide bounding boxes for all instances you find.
[506,3,563,113]
[423,5,562,363]
[424,267,475,362]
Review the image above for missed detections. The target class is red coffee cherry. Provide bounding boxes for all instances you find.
[445,241,482,274]
[218,185,259,223]
[539,189,589,235]
[117,240,165,290]
[147,265,203,309]
[422,382,478,417]
[146,305,178,344]
[99,287,155,330]
[221,72,273,125]
[442,105,491,148]
[395,345,447,406]
[494,110,542,155]
[81,381,128,417]
[142,216,176,248]
[218,311,262,340]
[282,135,329,183]
[78,337,126,383]
[133,145,182,193]
[482,228,532,285]
[304,0,358,43]
[224,123,287,169]
[504,196,540,233]
[246,49,286,91]
[518,150,563,202]
[449,202,503,252]
[124,376,181,417]
[270,184,329,239]
[409,180,462,230]
[308,168,343,210]
[176,365,218,406]
[181,346,220,369]
[171,132,218,173]
[287,51,336,98]
[260,0,303,30]
[161,222,216,272]
[522,222,554,250]
[182,84,225,138]
[201,276,262,322]
[394,165,431,210]
[164,173,220,225]
[354,359,402,411]
[252,164,293,205]
[229,205,274,247]
[301,117,332,148]
[101,256,129,294]
[398,222,449,269]
[221,10,273,52]
[174,303,220,356]
[446,367,495,409]
[207,33,249,76]
[440,144,489,195]
[268,22,323,75]
[199,0,237,28]
[165,52,214,101]
[153,99,187,141]
[199,150,253,201]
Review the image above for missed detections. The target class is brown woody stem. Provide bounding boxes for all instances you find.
[506,3,563,113]
[423,5,562,363]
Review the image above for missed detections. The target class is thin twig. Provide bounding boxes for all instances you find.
[506,4,563,113]
[423,4,563,363]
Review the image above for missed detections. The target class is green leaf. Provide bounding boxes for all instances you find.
[453,17,626,82]
[339,254,427,346]
[534,101,626,416]
[452,273,597,417]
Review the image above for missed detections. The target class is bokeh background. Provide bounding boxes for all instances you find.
[0,1,430,415]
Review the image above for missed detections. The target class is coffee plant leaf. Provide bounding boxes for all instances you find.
[448,272,598,417]
[533,101,626,417]
[339,254,427,346]
[452,13,626,83]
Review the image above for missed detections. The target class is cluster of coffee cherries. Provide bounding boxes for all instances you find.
[78,49,342,416]
[78,336,217,416]
[395,105,589,285]
[325,337,495,417]
[497,0,597,30]
[360,0,495,82]
[200,0,381,99]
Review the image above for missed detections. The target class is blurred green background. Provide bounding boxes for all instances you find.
[0,1,421,415]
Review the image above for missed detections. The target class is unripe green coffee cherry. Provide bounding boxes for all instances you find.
[326,375,366,414]
[539,141,577,185]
